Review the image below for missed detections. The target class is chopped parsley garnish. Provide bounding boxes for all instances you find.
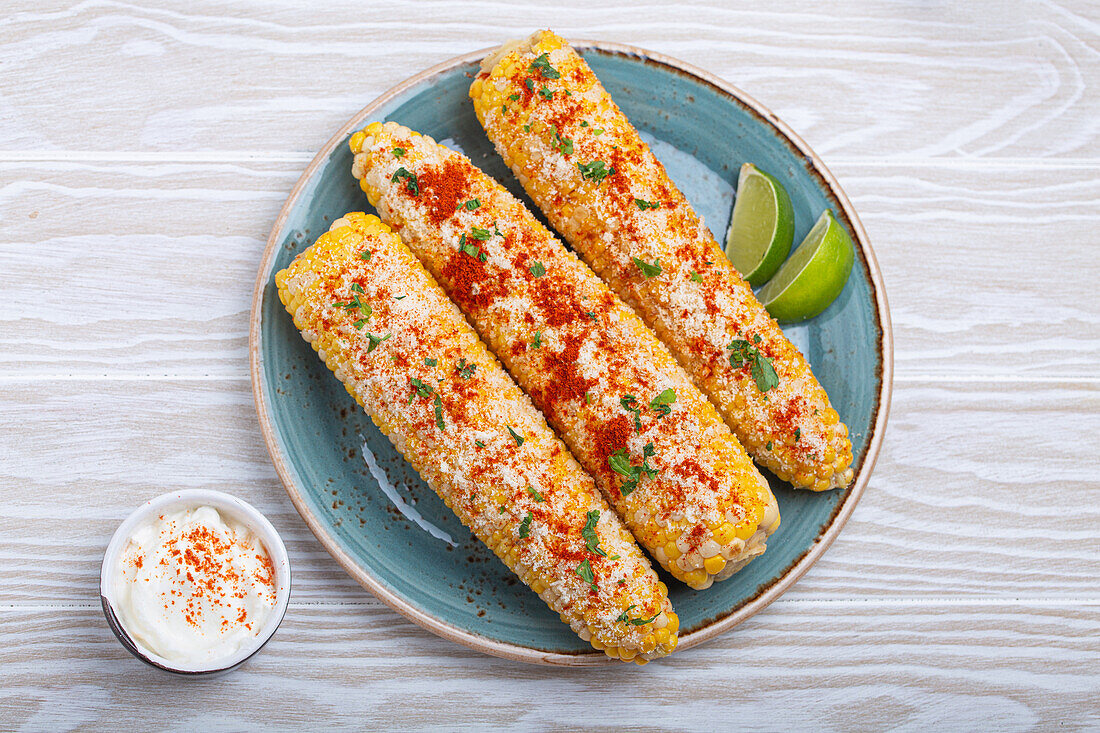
[632,257,662,278]
[538,86,554,100]
[551,127,573,155]
[366,333,390,352]
[465,198,480,210]
[620,394,642,432]
[390,166,419,196]
[523,124,531,132]
[456,358,476,380]
[690,271,703,283]
[424,358,437,367]
[526,486,544,502]
[501,104,507,114]
[615,605,659,626]
[728,338,779,392]
[581,510,606,557]
[530,331,542,349]
[433,393,445,431]
[470,226,492,241]
[795,428,801,442]
[585,391,592,404]
[634,198,659,210]
[392,147,405,158]
[360,249,372,261]
[353,318,369,330]
[649,388,676,418]
[593,128,604,135]
[525,78,535,92]
[578,160,614,182]
[529,53,561,79]
[529,261,546,278]
[766,441,773,451]
[498,504,507,514]
[508,93,520,101]
[580,120,589,127]
[507,426,524,446]
[585,311,597,321]
[458,233,487,262]
[575,558,597,592]
[476,440,486,448]
[608,443,658,497]
[333,283,371,318]
[394,295,406,300]
[518,511,533,538]
[409,377,434,400]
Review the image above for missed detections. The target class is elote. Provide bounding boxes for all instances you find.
[350,123,779,590]
[470,30,855,491]
[277,212,677,662]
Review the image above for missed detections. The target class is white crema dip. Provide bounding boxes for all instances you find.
[112,505,277,665]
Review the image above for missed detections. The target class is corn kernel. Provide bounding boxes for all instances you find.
[704,554,727,575]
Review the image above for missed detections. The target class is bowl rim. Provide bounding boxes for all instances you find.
[99,489,292,674]
[249,39,893,666]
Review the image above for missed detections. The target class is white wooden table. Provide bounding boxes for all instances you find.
[3,1,1098,729]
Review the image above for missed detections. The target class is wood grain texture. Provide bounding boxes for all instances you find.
[0,0,1096,160]
[2,378,1098,604]
[2,0,1099,729]
[3,161,1098,378]
[1,602,1097,730]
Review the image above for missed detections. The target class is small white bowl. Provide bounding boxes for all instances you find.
[100,490,291,675]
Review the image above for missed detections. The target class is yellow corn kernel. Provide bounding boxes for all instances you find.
[349,130,366,154]
[704,554,727,575]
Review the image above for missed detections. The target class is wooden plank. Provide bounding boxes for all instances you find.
[2,159,1098,378]
[1,601,1097,729]
[2,378,1097,604]
[0,1,1095,160]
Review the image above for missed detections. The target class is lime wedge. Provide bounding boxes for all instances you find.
[724,163,795,286]
[758,210,855,323]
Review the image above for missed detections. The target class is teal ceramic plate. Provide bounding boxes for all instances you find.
[250,41,892,665]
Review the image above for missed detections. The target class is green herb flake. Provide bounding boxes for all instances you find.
[518,511,533,538]
[526,486,545,503]
[580,120,589,127]
[530,331,542,349]
[585,311,597,321]
[795,428,801,442]
[392,147,406,158]
[465,198,481,210]
[620,394,642,433]
[359,250,372,261]
[593,128,604,135]
[424,358,437,367]
[433,393,445,431]
[525,78,535,92]
[470,226,492,241]
[766,441,773,451]
[523,124,531,132]
[585,391,592,404]
[394,295,406,300]
[538,86,554,100]
[632,256,662,278]
[507,426,524,446]
[615,604,660,626]
[409,377,434,400]
[578,160,614,182]
[476,440,486,448]
[575,559,597,592]
[529,53,561,79]
[390,166,420,196]
[508,93,520,101]
[690,271,703,283]
[456,358,477,380]
[634,198,659,210]
[501,104,507,114]
[608,443,658,497]
[366,332,390,352]
[727,338,779,393]
[650,388,676,418]
[581,510,607,557]
[529,261,546,278]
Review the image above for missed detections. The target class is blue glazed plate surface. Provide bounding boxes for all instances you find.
[250,42,892,665]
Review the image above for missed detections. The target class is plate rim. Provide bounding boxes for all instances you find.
[249,39,894,666]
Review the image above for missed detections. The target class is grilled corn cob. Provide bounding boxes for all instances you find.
[277,212,677,662]
[470,30,854,491]
[350,123,779,590]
